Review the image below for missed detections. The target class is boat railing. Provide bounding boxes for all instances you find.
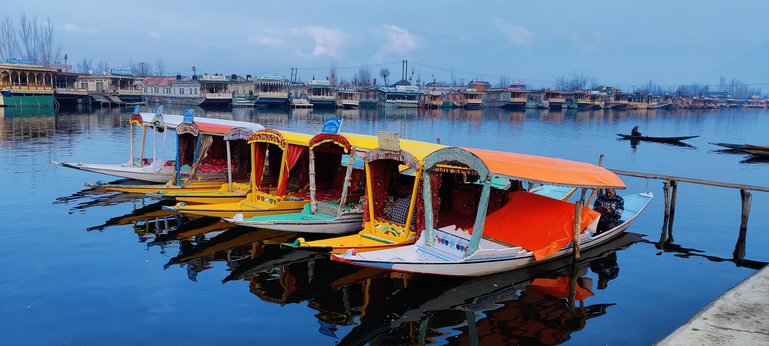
[54,87,89,95]
[203,92,232,99]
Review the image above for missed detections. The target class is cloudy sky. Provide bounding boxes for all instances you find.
[14,0,769,90]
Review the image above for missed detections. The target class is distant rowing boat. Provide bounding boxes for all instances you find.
[710,142,769,157]
[617,134,699,142]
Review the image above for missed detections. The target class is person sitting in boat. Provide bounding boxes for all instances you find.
[631,125,641,136]
[593,188,624,234]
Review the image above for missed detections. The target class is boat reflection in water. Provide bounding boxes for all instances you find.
[215,232,642,344]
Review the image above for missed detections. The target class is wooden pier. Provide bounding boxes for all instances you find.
[609,168,768,262]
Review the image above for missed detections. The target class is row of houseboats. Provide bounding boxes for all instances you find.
[4,62,765,110]
[53,106,653,276]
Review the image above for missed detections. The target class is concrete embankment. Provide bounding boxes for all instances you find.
[658,265,769,345]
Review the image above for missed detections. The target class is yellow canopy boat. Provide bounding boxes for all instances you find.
[286,133,445,254]
[164,129,315,218]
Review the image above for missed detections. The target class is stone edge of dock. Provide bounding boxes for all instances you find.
[657,264,769,345]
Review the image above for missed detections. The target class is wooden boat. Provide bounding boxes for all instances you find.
[710,142,769,157]
[617,133,699,142]
[710,142,750,151]
[51,106,181,183]
[331,147,652,276]
[224,132,380,234]
[90,112,263,195]
[164,129,314,218]
[283,134,446,254]
[281,136,576,254]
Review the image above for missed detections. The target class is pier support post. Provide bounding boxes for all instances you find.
[733,189,752,261]
[658,181,671,247]
[667,180,678,242]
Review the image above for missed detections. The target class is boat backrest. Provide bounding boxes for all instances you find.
[620,193,651,222]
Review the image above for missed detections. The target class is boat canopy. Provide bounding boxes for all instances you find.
[421,147,603,258]
[247,129,312,148]
[364,149,420,172]
[224,127,253,141]
[466,148,625,189]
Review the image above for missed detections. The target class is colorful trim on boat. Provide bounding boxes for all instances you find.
[247,128,286,148]
[309,133,351,153]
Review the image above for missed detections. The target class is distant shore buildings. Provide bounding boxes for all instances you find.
[0,61,766,110]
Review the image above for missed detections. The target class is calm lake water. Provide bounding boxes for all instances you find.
[1,105,767,345]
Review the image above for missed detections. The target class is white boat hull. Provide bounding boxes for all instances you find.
[333,193,653,276]
[225,212,363,234]
[51,161,176,183]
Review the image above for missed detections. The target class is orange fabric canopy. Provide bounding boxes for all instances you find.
[467,148,625,189]
[196,121,238,135]
[471,191,600,260]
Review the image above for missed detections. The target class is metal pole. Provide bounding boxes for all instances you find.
[226,140,233,191]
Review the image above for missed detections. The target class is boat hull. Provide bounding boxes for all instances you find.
[617,134,699,142]
[225,212,363,234]
[52,161,175,183]
[165,200,307,219]
[89,180,224,194]
[333,192,653,276]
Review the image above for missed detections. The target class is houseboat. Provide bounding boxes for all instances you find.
[422,91,444,109]
[482,88,510,108]
[501,83,528,110]
[461,88,484,109]
[336,88,360,108]
[378,85,422,108]
[140,76,204,106]
[76,69,144,106]
[254,76,289,107]
[198,74,232,108]
[543,89,566,110]
[53,70,89,107]
[358,86,379,108]
[305,80,337,108]
[0,62,57,107]
[525,93,549,109]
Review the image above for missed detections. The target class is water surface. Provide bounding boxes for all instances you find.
[1,106,767,345]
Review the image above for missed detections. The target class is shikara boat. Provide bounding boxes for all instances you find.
[164,129,314,218]
[224,132,380,234]
[89,110,263,195]
[283,134,446,254]
[331,147,652,276]
[51,106,183,183]
[616,133,699,142]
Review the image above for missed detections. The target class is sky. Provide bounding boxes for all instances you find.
[12,0,769,91]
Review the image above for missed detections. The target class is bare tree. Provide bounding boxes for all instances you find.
[154,58,166,76]
[356,65,372,87]
[497,74,510,88]
[0,14,62,66]
[36,18,61,67]
[77,58,93,73]
[379,67,390,87]
[328,60,337,86]
[0,16,19,60]
[131,61,153,77]
[96,61,109,75]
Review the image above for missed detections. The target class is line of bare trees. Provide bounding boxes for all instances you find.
[0,14,63,67]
